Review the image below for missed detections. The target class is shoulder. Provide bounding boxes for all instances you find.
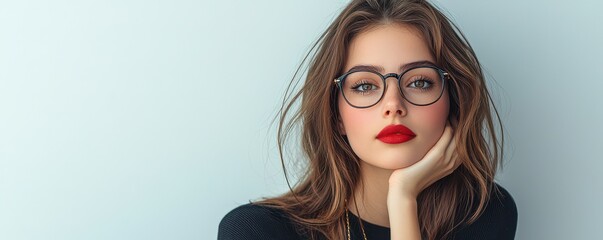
[455,183,518,239]
[486,183,518,228]
[218,203,302,240]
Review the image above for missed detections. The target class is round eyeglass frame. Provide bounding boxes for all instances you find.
[333,65,451,108]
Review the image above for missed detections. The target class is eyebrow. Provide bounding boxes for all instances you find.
[345,60,438,73]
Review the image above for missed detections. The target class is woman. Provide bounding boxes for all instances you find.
[219,0,517,239]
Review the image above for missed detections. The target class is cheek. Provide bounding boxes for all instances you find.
[338,94,376,138]
[412,93,450,142]
[338,95,364,134]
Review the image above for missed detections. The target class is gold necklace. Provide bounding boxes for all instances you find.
[345,209,368,240]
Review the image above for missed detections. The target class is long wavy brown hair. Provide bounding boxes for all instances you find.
[255,0,504,239]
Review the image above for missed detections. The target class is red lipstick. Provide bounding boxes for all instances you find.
[376,124,416,144]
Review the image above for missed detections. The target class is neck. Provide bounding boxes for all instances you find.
[348,162,393,228]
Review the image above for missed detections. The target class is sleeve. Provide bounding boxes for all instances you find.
[217,203,301,240]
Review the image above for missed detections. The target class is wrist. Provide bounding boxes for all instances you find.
[388,185,417,202]
[387,187,417,208]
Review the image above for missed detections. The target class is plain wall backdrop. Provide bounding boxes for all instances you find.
[1,0,602,239]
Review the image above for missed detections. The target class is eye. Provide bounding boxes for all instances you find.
[407,79,433,89]
[343,71,382,96]
[352,83,378,92]
[350,80,380,94]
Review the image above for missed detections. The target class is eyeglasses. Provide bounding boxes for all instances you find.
[334,66,450,108]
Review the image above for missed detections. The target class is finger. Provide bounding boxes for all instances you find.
[423,126,458,185]
[420,123,454,162]
[405,124,454,183]
[443,135,460,173]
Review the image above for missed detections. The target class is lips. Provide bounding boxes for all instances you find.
[376,124,416,144]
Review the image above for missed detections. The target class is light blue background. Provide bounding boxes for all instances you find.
[1,0,601,239]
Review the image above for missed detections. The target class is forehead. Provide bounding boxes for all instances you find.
[345,24,434,72]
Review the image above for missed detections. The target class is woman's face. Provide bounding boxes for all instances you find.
[338,24,450,170]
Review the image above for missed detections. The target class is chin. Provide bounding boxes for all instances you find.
[364,157,421,170]
[389,159,419,169]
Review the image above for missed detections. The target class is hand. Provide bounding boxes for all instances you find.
[387,122,460,201]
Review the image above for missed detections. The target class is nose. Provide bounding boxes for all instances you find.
[381,77,407,117]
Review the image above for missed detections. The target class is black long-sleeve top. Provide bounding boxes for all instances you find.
[218,184,517,239]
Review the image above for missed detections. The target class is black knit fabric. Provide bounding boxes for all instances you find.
[218,184,517,240]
